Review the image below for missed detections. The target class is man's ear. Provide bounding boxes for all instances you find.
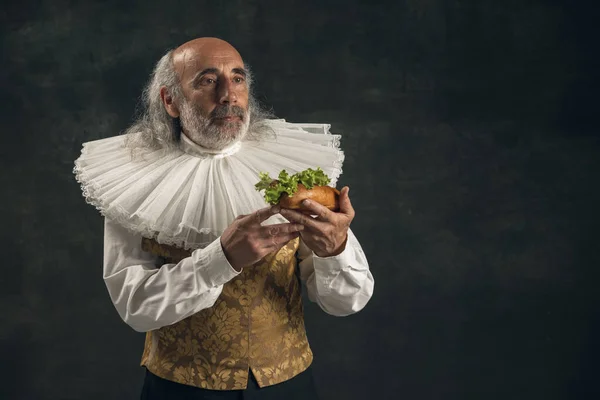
[160,86,180,118]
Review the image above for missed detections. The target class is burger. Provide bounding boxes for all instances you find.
[255,167,340,212]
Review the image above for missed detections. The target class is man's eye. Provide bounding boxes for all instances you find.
[200,78,216,85]
[234,77,245,83]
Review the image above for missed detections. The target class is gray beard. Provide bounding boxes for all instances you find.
[178,100,251,150]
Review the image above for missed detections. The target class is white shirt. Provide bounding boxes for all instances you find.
[103,218,375,333]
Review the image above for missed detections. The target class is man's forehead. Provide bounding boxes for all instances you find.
[172,38,245,78]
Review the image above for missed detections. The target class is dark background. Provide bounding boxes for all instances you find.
[2,0,599,399]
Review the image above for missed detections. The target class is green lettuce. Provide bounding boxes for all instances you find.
[255,167,331,205]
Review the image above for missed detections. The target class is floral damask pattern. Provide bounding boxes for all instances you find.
[139,237,313,390]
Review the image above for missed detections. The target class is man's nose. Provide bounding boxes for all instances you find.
[217,80,238,105]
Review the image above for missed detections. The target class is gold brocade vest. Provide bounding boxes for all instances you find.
[139,237,313,390]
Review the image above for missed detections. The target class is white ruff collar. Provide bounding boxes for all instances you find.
[74,119,344,250]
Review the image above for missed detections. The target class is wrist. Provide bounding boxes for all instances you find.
[220,237,243,272]
[315,235,348,258]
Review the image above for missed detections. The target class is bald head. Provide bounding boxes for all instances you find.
[172,37,245,78]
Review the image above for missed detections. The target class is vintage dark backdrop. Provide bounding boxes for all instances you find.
[2,1,599,399]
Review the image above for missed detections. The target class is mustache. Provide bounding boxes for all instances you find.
[210,105,246,120]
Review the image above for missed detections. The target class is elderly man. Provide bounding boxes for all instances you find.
[74,37,374,399]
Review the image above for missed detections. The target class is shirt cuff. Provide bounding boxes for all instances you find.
[312,244,353,282]
[190,238,241,287]
[312,239,368,276]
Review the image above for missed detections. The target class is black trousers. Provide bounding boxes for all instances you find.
[140,367,320,400]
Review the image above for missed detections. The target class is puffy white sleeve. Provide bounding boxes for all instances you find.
[297,228,374,316]
[102,218,241,332]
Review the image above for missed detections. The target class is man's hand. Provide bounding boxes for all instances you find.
[221,205,304,271]
[280,186,355,258]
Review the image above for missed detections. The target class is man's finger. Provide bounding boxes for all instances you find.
[279,208,324,230]
[260,223,304,238]
[338,186,355,218]
[246,205,281,226]
[298,199,334,222]
[264,232,301,250]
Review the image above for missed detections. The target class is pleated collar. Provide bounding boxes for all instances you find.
[74,119,344,249]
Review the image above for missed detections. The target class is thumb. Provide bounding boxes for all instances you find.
[339,186,354,216]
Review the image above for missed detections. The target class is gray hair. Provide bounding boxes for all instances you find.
[123,49,275,157]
